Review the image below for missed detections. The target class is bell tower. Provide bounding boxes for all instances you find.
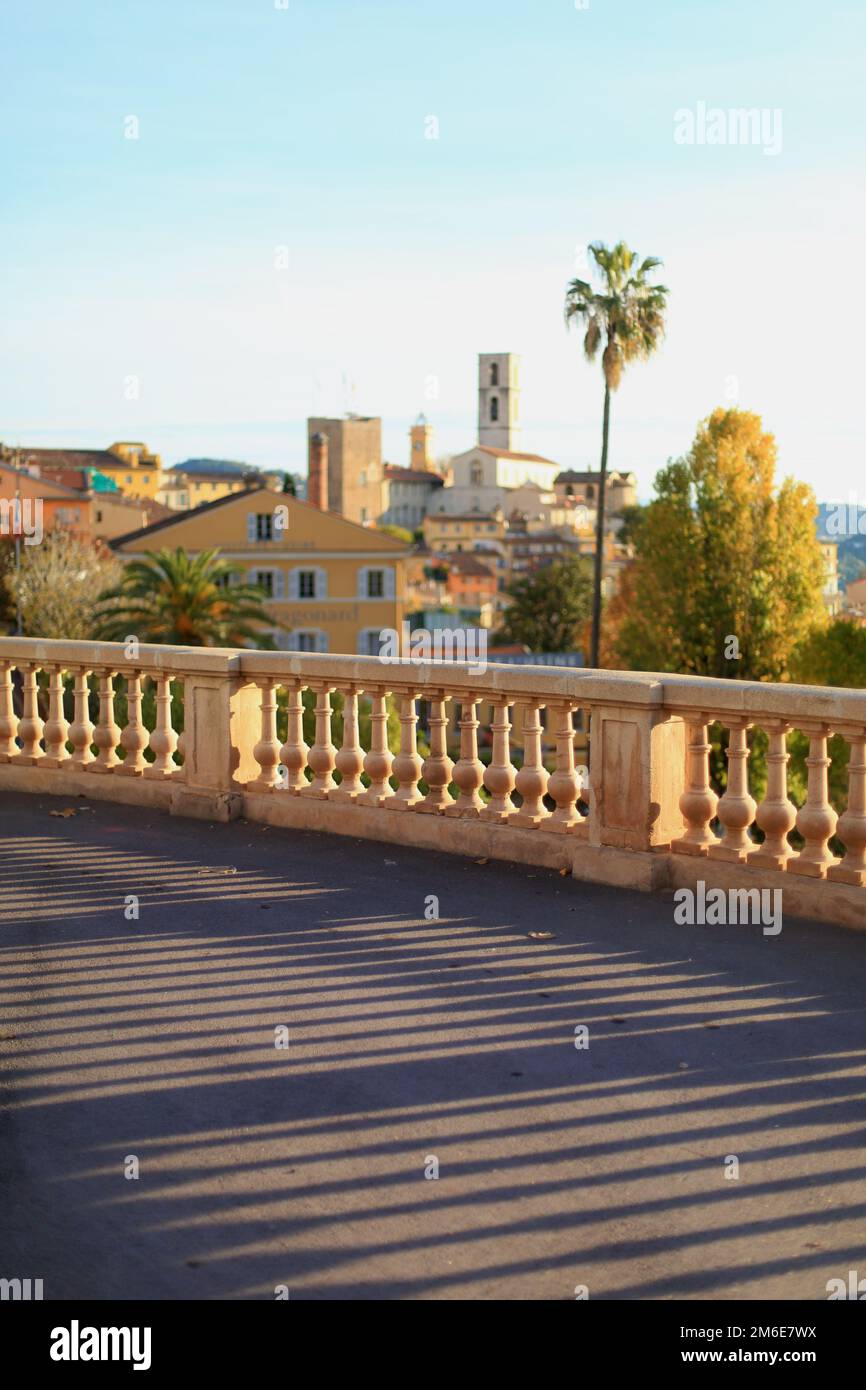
[409,413,434,470]
[478,352,520,450]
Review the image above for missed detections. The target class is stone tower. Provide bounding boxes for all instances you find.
[478,352,520,451]
[409,413,434,470]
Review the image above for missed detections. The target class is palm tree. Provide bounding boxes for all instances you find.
[565,242,669,667]
[94,547,273,646]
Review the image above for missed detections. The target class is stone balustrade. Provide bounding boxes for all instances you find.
[1,637,865,930]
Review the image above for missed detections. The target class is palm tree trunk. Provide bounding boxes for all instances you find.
[590,383,610,668]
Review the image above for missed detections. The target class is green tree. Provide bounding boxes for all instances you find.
[496,557,592,653]
[615,408,827,681]
[94,547,273,646]
[790,618,866,689]
[565,241,669,667]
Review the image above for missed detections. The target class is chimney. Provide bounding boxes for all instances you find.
[308,432,329,510]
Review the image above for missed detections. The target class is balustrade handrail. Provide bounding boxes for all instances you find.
[3,636,865,723]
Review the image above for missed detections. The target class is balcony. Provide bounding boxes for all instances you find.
[1,636,865,1299]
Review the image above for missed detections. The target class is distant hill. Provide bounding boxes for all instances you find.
[170,458,262,477]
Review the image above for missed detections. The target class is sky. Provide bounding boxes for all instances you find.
[2,0,865,501]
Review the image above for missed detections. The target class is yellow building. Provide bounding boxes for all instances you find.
[95,442,164,498]
[157,462,284,511]
[423,509,505,555]
[113,487,408,654]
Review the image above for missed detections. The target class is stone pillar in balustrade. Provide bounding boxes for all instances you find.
[587,685,686,853]
[828,727,866,886]
[671,714,718,856]
[707,720,757,863]
[168,651,260,821]
[788,722,839,878]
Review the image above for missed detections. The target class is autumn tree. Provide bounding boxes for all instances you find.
[615,408,827,681]
[10,532,121,640]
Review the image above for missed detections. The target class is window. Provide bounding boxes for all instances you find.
[256,514,273,541]
[291,630,326,652]
[253,571,274,597]
[125,475,133,485]
[470,463,483,486]
[95,510,103,524]
[367,569,384,598]
[358,628,382,656]
[490,362,499,386]
[359,470,367,487]
[489,397,499,421]
[360,507,368,524]
[298,571,316,598]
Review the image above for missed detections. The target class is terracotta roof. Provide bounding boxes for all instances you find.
[383,466,444,485]
[445,552,497,577]
[110,485,411,551]
[476,447,559,464]
[426,512,502,524]
[0,460,86,499]
[3,447,127,471]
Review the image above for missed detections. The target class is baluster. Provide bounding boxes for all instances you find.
[302,684,337,797]
[789,724,840,877]
[446,694,484,815]
[480,698,516,821]
[707,720,755,862]
[359,689,393,806]
[42,666,70,767]
[391,691,424,808]
[418,692,454,812]
[544,701,581,832]
[0,662,20,761]
[143,673,179,777]
[116,671,148,776]
[748,723,796,869]
[513,700,550,826]
[89,670,121,772]
[672,717,719,855]
[331,687,365,801]
[279,682,309,793]
[249,677,282,790]
[68,669,95,768]
[14,665,44,764]
[828,733,866,886]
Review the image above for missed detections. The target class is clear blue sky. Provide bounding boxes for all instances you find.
[2,0,865,499]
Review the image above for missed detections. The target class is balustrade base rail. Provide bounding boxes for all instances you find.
[2,759,864,932]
